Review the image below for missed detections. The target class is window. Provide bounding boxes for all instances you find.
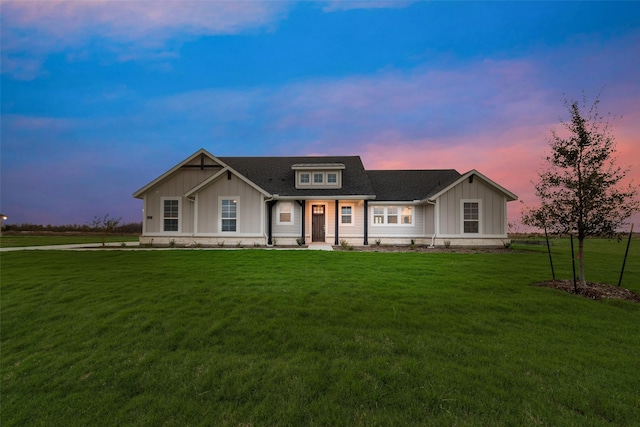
[341,205,353,225]
[373,207,385,224]
[401,206,412,224]
[387,207,398,224]
[294,168,342,189]
[371,206,412,225]
[163,198,179,232]
[278,201,293,224]
[463,201,479,233]
[221,199,237,232]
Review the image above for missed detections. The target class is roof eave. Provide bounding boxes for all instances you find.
[132,148,221,198]
[428,169,518,201]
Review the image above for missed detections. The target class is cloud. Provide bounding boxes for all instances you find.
[321,0,416,12]
[1,0,291,79]
[145,34,639,227]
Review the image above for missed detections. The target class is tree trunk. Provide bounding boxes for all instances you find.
[578,237,587,287]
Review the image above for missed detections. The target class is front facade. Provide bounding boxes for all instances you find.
[133,149,517,247]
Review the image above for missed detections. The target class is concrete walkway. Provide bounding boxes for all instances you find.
[0,241,140,252]
[305,243,334,251]
[0,241,336,252]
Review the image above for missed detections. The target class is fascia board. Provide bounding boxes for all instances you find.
[184,167,229,198]
[226,165,272,197]
[132,148,223,199]
[368,200,421,205]
[184,166,272,198]
[427,169,518,202]
[272,195,376,201]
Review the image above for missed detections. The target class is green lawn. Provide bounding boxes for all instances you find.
[0,234,139,248]
[1,240,639,426]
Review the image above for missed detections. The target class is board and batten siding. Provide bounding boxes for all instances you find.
[143,166,222,234]
[437,177,507,236]
[195,173,264,235]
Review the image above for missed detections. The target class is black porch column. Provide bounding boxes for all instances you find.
[363,200,369,245]
[296,200,305,244]
[334,199,339,245]
[267,200,277,245]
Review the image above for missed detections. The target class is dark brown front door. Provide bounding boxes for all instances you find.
[312,205,325,242]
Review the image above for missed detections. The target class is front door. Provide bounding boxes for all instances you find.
[312,205,325,242]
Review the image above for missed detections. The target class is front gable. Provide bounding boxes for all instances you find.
[132,149,226,199]
[430,170,517,237]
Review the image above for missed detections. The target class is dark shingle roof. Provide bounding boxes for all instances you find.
[219,156,376,197]
[366,170,461,201]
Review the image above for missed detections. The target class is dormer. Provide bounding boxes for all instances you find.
[292,163,345,189]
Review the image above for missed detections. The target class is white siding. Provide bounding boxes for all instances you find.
[437,176,507,237]
[195,174,264,235]
[143,166,221,234]
[368,204,425,238]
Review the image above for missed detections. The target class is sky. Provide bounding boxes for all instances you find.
[1,0,639,228]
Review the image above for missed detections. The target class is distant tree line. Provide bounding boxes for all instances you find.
[3,214,141,234]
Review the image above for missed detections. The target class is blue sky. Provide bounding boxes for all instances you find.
[2,1,639,226]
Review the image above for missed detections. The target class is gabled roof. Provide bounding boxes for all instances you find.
[219,156,376,198]
[132,149,517,203]
[132,148,223,199]
[428,169,518,201]
[367,169,461,202]
[184,166,271,198]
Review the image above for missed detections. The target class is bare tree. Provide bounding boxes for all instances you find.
[90,214,122,246]
[522,95,639,287]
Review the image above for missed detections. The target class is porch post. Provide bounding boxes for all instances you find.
[334,199,339,245]
[363,200,369,245]
[267,200,277,245]
[296,200,305,244]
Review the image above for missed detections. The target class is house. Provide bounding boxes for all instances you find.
[132,148,517,247]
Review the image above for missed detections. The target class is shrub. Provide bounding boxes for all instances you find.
[339,239,353,251]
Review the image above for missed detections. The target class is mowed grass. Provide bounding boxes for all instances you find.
[1,240,639,426]
[0,234,139,248]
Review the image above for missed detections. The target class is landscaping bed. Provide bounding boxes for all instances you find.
[535,280,640,303]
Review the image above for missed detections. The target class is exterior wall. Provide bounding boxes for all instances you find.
[337,201,365,241]
[142,165,222,235]
[272,201,303,244]
[304,200,334,244]
[368,203,426,243]
[437,177,508,238]
[194,174,264,236]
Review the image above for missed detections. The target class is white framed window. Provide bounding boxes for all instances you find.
[277,201,294,225]
[371,206,413,225]
[340,204,354,225]
[162,198,180,232]
[401,206,412,224]
[220,198,238,232]
[295,169,341,188]
[462,200,481,234]
[373,206,385,224]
